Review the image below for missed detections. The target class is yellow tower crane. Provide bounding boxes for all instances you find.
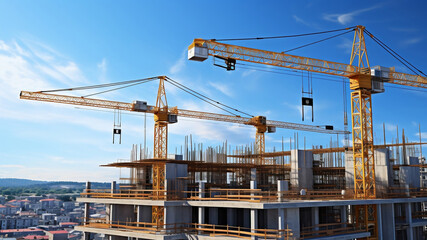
[20,76,346,227]
[188,25,427,239]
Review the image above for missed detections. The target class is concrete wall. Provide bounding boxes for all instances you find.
[375,148,393,197]
[137,206,151,222]
[344,151,354,191]
[165,163,188,195]
[164,206,191,225]
[345,149,393,197]
[290,150,313,190]
[110,205,135,223]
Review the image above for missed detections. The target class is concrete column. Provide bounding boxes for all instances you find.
[199,182,205,198]
[111,181,116,194]
[227,208,235,226]
[380,203,395,240]
[250,208,258,240]
[277,180,288,202]
[405,203,413,240]
[251,168,257,181]
[198,181,205,233]
[250,180,258,240]
[340,206,347,224]
[250,180,257,201]
[243,209,250,228]
[312,207,319,232]
[278,208,285,240]
[290,150,313,190]
[377,204,383,240]
[84,182,91,223]
[83,181,91,240]
[284,208,300,239]
[209,208,218,225]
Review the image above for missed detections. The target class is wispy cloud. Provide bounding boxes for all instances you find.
[242,69,256,77]
[169,50,186,74]
[97,58,107,82]
[384,123,397,132]
[416,132,427,139]
[208,82,233,97]
[389,27,418,33]
[293,15,311,27]
[323,5,381,25]
[402,37,422,46]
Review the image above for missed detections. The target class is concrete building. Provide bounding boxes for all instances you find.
[53,216,70,224]
[46,230,68,240]
[0,216,39,230]
[41,214,56,225]
[73,144,427,240]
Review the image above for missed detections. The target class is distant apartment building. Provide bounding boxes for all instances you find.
[62,202,75,211]
[54,216,70,224]
[41,213,56,225]
[0,228,44,238]
[46,230,68,240]
[0,216,39,230]
[7,199,30,209]
[0,204,19,215]
[0,196,5,205]
[66,212,82,223]
[25,196,44,203]
[40,199,62,210]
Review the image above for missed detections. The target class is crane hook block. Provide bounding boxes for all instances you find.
[113,128,122,144]
[302,97,314,122]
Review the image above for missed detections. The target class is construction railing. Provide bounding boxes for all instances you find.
[82,218,293,239]
[385,187,427,198]
[300,223,366,239]
[186,189,345,202]
[81,187,347,202]
[81,188,179,200]
[412,211,427,219]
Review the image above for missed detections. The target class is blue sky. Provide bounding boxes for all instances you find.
[0,1,426,181]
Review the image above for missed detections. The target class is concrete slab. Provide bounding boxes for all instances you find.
[78,197,427,210]
[306,231,370,240]
[75,226,183,240]
[77,198,188,206]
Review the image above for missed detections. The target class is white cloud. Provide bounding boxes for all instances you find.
[0,165,25,168]
[293,15,311,27]
[323,5,381,25]
[242,69,256,77]
[169,50,186,74]
[208,82,233,97]
[402,37,422,46]
[337,38,353,54]
[416,132,427,139]
[384,123,397,132]
[97,58,107,82]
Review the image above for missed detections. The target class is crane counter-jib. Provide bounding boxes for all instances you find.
[19,90,347,135]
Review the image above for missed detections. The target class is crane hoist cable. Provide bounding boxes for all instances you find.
[164,77,254,117]
[210,26,357,42]
[364,29,426,77]
[36,75,255,118]
[83,78,157,97]
[236,62,427,93]
[39,76,160,93]
[283,28,355,53]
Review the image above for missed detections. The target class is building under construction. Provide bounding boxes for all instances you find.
[20,26,427,239]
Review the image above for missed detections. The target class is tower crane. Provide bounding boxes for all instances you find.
[20,75,346,227]
[188,26,427,239]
